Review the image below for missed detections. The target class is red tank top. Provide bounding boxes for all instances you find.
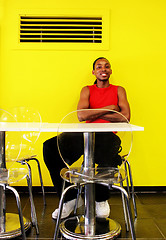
[87,84,118,123]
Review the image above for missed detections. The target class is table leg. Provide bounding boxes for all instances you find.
[0,131,6,168]
[0,131,6,232]
[83,132,95,236]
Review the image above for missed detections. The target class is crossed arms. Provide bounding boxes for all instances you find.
[77,86,130,122]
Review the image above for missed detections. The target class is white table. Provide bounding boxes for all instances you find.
[0,122,144,239]
[0,122,144,132]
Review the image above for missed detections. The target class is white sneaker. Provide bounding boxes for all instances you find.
[52,197,84,219]
[95,200,110,218]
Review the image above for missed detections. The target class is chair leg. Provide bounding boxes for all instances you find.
[126,160,137,218]
[74,183,83,215]
[124,161,131,198]
[24,162,32,187]
[54,184,79,240]
[74,163,84,215]
[6,185,26,240]
[61,179,66,193]
[29,158,46,206]
[112,184,136,240]
[26,175,39,235]
[120,181,129,232]
[17,160,32,187]
[18,158,46,206]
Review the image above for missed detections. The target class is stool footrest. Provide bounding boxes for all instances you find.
[60,215,121,240]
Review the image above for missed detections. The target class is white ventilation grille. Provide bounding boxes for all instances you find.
[20,16,102,43]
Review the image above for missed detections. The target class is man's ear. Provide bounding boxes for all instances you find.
[92,70,95,75]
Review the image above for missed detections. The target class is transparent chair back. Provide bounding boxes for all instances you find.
[57,109,133,185]
[0,109,28,185]
[9,106,42,161]
[8,106,45,207]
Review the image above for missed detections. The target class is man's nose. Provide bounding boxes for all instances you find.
[102,66,106,71]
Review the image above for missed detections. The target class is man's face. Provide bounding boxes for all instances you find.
[92,58,112,81]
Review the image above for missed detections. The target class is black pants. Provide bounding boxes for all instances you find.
[43,132,122,202]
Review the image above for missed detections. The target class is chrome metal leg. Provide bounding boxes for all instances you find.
[83,132,95,236]
[54,184,78,240]
[18,158,46,206]
[61,179,66,194]
[74,163,84,214]
[74,183,82,215]
[6,185,26,240]
[0,131,6,168]
[120,181,129,232]
[30,158,46,206]
[112,185,136,240]
[26,175,39,235]
[124,161,131,198]
[0,184,6,233]
[24,162,32,187]
[126,160,137,218]
[0,132,6,233]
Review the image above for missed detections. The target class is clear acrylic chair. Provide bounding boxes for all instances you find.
[54,109,136,240]
[0,108,39,239]
[9,106,46,206]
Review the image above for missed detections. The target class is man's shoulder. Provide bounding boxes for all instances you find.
[117,86,126,91]
[82,84,95,90]
[117,86,127,96]
[81,85,90,90]
[80,86,90,95]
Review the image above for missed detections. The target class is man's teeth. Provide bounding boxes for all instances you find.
[102,73,107,76]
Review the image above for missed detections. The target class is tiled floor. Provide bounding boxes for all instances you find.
[5,190,166,240]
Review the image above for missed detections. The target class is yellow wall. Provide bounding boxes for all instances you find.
[0,0,166,186]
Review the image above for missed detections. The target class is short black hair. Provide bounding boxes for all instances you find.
[92,57,108,70]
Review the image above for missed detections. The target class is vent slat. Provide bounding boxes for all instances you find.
[20,35,102,39]
[20,30,102,34]
[20,26,102,29]
[21,21,102,25]
[20,16,102,20]
[20,31,102,36]
[20,39,102,43]
[20,16,102,43]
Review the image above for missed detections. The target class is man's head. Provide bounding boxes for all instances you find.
[92,57,112,82]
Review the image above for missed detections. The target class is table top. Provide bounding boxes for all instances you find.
[0,122,144,132]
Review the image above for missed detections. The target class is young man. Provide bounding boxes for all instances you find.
[43,57,130,219]
[77,57,130,122]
